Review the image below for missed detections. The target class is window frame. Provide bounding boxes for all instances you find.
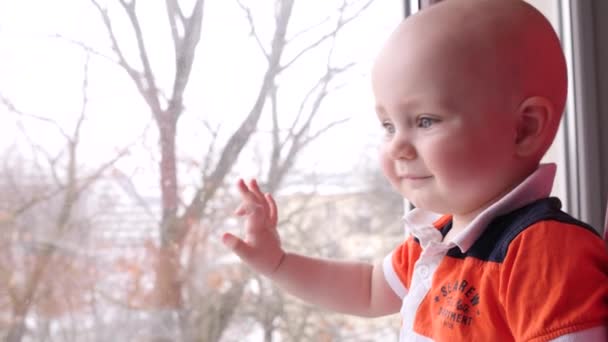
[562,0,608,233]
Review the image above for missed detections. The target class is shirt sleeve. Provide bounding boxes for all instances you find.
[382,236,423,299]
[499,220,608,341]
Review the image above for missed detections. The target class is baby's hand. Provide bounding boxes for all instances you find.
[222,178,285,276]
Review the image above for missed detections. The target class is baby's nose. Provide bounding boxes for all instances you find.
[389,134,417,160]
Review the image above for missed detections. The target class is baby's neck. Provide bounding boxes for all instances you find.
[443,174,531,242]
[443,210,484,243]
[443,219,468,243]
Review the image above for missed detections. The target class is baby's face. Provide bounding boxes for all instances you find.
[372,21,521,216]
[371,0,566,218]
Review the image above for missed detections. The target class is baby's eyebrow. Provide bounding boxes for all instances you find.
[374,101,421,118]
[380,97,429,115]
[374,105,386,115]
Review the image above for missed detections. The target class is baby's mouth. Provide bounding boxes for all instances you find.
[403,175,432,180]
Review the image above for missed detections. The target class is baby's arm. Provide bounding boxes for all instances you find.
[222,179,401,317]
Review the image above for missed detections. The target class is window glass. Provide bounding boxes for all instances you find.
[0,0,404,340]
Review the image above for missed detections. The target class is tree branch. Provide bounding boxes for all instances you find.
[286,15,333,43]
[165,0,183,50]
[51,34,118,64]
[279,0,374,72]
[199,120,221,185]
[118,0,162,112]
[1,94,71,140]
[89,0,161,118]
[236,0,269,60]
[183,0,295,223]
[168,0,204,117]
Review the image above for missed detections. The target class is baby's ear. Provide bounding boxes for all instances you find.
[513,96,555,158]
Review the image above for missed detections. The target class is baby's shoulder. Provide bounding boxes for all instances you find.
[462,197,602,263]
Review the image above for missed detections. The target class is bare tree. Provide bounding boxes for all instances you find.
[82,0,376,340]
[1,0,384,339]
[0,57,134,342]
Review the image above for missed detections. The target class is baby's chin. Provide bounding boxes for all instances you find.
[405,196,446,214]
[408,194,468,215]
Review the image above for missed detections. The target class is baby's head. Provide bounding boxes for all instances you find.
[372,0,566,216]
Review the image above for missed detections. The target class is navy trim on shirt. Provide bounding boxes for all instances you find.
[437,197,600,262]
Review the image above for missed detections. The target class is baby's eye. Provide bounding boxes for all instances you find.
[417,117,437,129]
[381,121,395,134]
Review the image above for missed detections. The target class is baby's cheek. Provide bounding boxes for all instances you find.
[436,144,506,196]
[379,149,399,185]
[436,139,490,170]
[428,148,481,188]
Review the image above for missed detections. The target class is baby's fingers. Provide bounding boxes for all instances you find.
[233,203,248,216]
[240,179,267,208]
[249,179,266,201]
[237,178,259,201]
[233,202,265,219]
[266,193,278,227]
[222,232,254,260]
[236,179,263,208]
[248,179,271,215]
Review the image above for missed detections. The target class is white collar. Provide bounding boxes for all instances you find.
[402,163,556,252]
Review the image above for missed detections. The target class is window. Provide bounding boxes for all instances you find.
[1,1,605,341]
[0,1,405,341]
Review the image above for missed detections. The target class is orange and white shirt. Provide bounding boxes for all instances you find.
[383,164,608,341]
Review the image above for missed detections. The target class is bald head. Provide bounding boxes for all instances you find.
[372,0,567,158]
[429,0,564,110]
